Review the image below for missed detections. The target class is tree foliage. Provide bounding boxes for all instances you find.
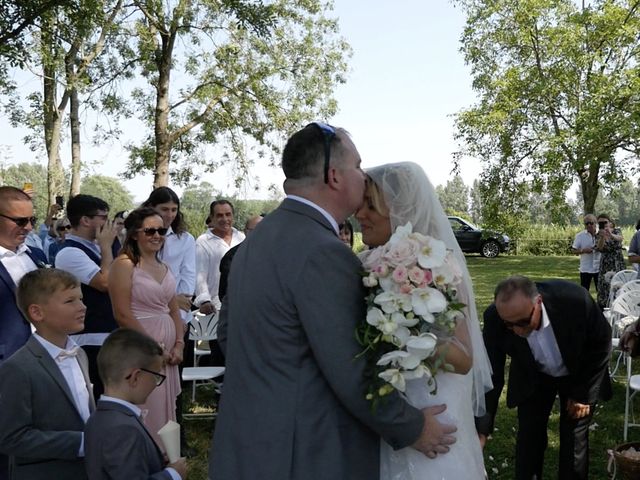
[0,162,52,219]
[122,0,351,187]
[435,174,470,216]
[454,0,640,214]
[79,174,134,215]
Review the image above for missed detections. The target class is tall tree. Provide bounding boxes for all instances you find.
[435,174,470,216]
[125,0,351,187]
[454,0,640,213]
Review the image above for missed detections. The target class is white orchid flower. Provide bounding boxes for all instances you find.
[377,350,411,366]
[375,291,412,314]
[388,222,413,245]
[411,287,448,316]
[402,364,433,380]
[406,334,438,360]
[378,368,406,392]
[366,307,398,335]
[362,273,378,288]
[417,236,447,269]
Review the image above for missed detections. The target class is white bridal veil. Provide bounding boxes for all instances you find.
[366,161,493,416]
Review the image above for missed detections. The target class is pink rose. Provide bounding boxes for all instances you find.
[384,237,421,268]
[392,265,408,284]
[400,282,413,294]
[408,266,426,285]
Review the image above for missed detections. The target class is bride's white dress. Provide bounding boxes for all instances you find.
[381,371,485,480]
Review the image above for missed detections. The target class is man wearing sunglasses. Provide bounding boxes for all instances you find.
[55,194,120,400]
[0,186,48,480]
[476,275,612,480]
[571,213,600,292]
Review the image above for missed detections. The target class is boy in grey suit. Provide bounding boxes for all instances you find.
[84,328,187,480]
[0,268,95,480]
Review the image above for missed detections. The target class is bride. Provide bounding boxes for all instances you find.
[355,162,493,480]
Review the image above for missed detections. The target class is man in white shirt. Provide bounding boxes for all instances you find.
[571,214,599,292]
[194,199,245,314]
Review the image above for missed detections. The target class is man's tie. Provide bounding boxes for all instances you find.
[57,346,80,361]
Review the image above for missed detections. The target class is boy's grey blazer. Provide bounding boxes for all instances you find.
[0,335,95,480]
[85,400,171,480]
[210,199,424,480]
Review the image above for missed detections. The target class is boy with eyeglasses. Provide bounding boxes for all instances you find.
[84,328,187,480]
[0,268,95,480]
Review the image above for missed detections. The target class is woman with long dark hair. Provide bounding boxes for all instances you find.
[108,207,183,452]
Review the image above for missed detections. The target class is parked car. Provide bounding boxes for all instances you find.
[447,216,510,258]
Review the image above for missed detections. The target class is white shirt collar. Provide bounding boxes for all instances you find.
[286,195,339,235]
[33,332,77,359]
[0,242,29,258]
[99,395,142,417]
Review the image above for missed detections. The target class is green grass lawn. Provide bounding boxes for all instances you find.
[182,255,637,479]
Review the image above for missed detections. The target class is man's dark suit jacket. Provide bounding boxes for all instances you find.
[218,243,241,301]
[476,279,612,435]
[0,247,46,366]
[84,400,171,480]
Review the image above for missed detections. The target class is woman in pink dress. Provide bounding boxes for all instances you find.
[108,207,184,450]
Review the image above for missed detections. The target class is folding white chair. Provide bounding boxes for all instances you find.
[616,279,640,299]
[624,355,640,440]
[609,270,639,307]
[610,291,640,378]
[181,312,225,417]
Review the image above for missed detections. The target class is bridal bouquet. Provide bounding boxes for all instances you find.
[356,222,465,405]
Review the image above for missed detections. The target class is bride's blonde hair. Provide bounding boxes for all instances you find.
[363,176,390,217]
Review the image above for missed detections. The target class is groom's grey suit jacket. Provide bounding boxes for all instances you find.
[210,198,424,480]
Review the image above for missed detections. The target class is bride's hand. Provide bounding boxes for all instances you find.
[478,433,487,449]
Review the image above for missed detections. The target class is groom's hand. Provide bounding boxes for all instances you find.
[412,404,457,458]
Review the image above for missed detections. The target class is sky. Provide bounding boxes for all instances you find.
[0,0,480,201]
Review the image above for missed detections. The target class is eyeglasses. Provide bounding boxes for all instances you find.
[57,225,71,231]
[503,305,535,330]
[125,367,166,386]
[140,227,168,237]
[309,122,336,184]
[584,221,595,226]
[0,213,37,227]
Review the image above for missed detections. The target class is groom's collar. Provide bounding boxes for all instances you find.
[286,195,339,235]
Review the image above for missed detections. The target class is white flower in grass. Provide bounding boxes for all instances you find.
[411,287,448,317]
[417,236,447,269]
[379,368,406,392]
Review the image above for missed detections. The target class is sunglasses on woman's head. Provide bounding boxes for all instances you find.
[140,227,168,237]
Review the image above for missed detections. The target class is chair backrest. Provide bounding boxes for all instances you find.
[611,270,639,289]
[189,312,219,341]
[617,280,640,298]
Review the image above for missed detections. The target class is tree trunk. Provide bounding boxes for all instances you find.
[153,27,176,188]
[578,159,601,214]
[69,84,81,197]
[41,18,65,207]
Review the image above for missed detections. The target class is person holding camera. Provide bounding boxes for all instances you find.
[594,214,625,309]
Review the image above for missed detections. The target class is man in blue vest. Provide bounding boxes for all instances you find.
[55,194,119,399]
[0,186,48,480]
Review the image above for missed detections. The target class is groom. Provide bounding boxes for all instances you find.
[209,123,456,479]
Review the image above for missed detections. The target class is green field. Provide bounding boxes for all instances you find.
[183,255,636,479]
